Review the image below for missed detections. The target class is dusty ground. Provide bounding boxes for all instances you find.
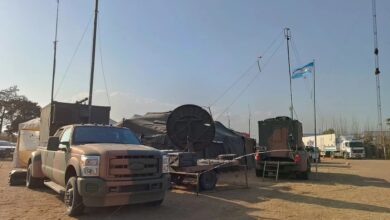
[1,158,390,220]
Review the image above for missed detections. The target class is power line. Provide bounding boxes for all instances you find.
[54,15,94,99]
[208,30,284,107]
[216,38,285,121]
[209,61,257,107]
[97,16,111,106]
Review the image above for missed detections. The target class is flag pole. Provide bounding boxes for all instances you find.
[313,60,318,178]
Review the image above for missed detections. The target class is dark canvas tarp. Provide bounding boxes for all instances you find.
[117,111,256,168]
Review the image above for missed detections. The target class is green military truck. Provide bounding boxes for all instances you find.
[26,124,169,216]
[254,116,311,179]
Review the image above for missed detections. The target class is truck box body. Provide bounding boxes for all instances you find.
[302,133,337,155]
[258,117,304,160]
[39,101,110,146]
[255,117,310,178]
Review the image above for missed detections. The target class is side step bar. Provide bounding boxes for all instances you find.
[44,181,65,195]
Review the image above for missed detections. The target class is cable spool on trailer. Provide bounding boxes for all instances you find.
[166,104,215,152]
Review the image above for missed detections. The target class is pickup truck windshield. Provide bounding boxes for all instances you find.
[73,126,141,145]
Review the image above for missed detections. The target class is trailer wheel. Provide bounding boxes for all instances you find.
[199,170,217,190]
[64,177,84,216]
[26,164,43,189]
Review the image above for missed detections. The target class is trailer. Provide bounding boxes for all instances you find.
[163,105,248,193]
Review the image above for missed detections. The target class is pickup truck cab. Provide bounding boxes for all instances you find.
[26,124,168,216]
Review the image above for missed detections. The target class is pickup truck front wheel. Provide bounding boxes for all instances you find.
[65,177,84,216]
[26,164,43,189]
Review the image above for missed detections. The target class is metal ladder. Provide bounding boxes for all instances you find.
[262,161,280,181]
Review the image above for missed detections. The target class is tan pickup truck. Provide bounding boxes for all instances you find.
[26,124,169,216]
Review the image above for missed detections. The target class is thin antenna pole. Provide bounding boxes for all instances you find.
[372,0,385,159]
[284,28,294,120]
[50,0,59,104]
[313,60,318,177]
[88,0,99,123]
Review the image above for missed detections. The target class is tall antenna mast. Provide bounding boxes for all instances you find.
[88,0,99,123]
[284,28,294,120]
[371,0,386,159]
[50,0,59,104]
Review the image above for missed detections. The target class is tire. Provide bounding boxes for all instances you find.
[297,161,311,180]
[255,169,263,177]
[64,177,84,216]
[199,170,217,191]
[344,153,348,159]
[26,163,44,189]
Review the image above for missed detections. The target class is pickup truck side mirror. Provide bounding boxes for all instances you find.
[47,136,60,151]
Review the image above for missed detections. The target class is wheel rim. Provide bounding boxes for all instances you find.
[65,186,74,208]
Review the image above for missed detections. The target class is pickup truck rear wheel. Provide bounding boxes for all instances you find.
[26,163,43,189]
[64,177,84,216]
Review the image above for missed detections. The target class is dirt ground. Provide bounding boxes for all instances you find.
[1,158,390,220]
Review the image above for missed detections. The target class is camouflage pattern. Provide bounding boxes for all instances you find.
[256,117,310,173]
[29,124,167,207]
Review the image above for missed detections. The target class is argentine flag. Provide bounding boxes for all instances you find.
[292,62,314,79]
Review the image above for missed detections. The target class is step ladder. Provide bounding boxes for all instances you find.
[262,161,280,181]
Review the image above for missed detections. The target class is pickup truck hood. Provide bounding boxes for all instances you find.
[71,143,160,156]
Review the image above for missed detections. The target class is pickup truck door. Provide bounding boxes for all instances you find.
[51,127,72,186]
[41,128,64,178]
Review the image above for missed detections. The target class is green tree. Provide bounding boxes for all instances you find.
[0,86,19,133]
[322,128,335,135]
[386,118,390,130]
[0,86,41,134]
[5,98,41,134]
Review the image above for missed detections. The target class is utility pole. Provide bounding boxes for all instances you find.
[49,0,60,131]
[372,0,386,159]
[88,0,99,123]
[284,28,294,120]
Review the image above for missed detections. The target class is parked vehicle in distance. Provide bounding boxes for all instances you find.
[255,116,311,179]
[26,124,169,216]
[303,133,336,157]
[305,146,321,163]
[0,140,16,158]
[337,136,365,159]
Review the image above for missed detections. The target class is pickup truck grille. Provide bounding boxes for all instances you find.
[107,154,160,180]
[352,149,364,154]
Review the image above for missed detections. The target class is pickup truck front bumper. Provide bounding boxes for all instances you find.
[77,174,169,207]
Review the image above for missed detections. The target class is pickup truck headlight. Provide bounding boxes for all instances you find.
[80,155,100,176]
[162,155,169,173]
